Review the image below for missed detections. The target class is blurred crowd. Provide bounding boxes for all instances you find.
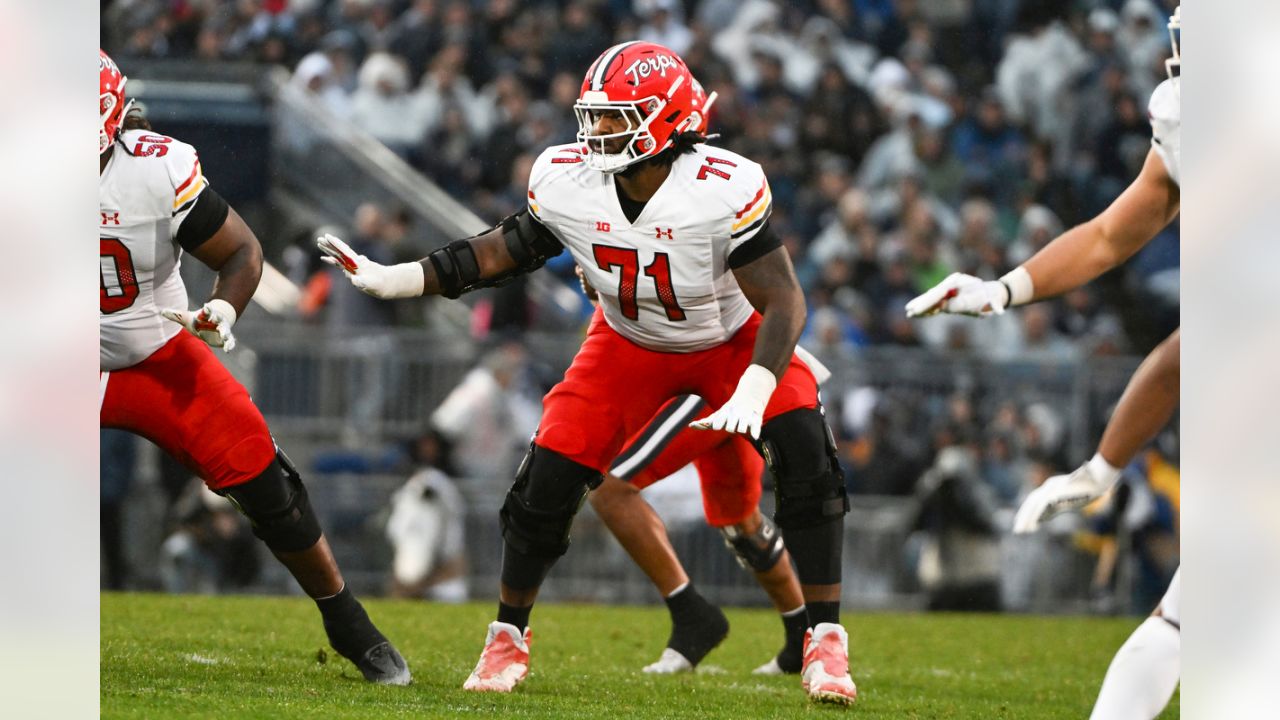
[101,0,1180,609]
[103,0,1181,357]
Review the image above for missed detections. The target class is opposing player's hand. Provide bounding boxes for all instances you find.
[690,364,777,440]
[161,299,237,352]
[1012,461,1118,534]
[905,272,1009,318]
[317,232,424,299]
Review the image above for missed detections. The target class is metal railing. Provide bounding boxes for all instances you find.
[267,71,586,334]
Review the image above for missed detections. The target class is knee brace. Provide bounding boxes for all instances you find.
[758,407,848,531]
[220,448,322,554]
[499,443,602,560]
[720,515,784,573]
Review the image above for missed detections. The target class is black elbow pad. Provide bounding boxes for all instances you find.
[427,209,563,298]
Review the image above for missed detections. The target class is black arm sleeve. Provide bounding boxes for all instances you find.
[174,188,230,253]
[428,208,564,299]
[727,221,783,269]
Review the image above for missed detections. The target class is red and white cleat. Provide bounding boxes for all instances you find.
[462,621,531,692]
[801,623,858,705]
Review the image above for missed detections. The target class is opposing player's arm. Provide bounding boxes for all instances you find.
[1022,149,1180,301]
[1014,328,1180,534]
[317,208,561,300]
[906,148,1180,318]
[733,244,806,379]
[1096,328,1180,468]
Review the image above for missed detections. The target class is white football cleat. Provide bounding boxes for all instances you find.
[752,657,784,675]
[801,623,858,705]
[462,621,531,692]
[642,647,694,674]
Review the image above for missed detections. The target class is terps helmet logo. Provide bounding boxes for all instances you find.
[624,54,679,85]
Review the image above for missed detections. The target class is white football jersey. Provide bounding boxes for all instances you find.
[1149,77,1180,187]
[529,143,774,353]
[99,130,211,370]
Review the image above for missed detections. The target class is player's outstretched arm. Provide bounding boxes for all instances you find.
[161,204,262,352]
[1014,328,1180,533]
[317,209,561,300]
[691,246,805,439]
[906,149,1180,317]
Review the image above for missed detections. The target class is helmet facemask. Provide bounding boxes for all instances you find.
[574,92,671,174]
[1166,5,1181,81]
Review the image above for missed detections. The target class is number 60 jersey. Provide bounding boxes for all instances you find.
[99,130,210,371]
[529,142,777,353]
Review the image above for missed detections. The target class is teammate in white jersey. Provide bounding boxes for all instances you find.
[98,50,409,685]
[320,42,857,704]
[905,8,1182,719]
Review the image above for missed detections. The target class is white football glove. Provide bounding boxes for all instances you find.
[689,364,776,440]
[905,272,1009,318]
[1012,455,1122,534]
[161,299,238,352]
[316,232,424,299]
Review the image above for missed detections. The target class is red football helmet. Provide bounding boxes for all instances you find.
[689,77,717,135]
[100,49,132,155]
[574,41,704,173]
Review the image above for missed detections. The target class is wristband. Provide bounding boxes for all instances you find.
[736,363,778,405]
[1087,452,1122,490]
[386,261,427,297]
[999,266,1034,307]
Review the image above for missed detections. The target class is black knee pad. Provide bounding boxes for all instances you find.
[720,515,784,573]
[499,444,602,560]
[220,448,322,554]
[758,407,848,531]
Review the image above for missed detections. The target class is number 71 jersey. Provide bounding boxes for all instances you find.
[529,143,774,353]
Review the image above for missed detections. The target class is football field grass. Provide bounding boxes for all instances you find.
[102,593,1178,719]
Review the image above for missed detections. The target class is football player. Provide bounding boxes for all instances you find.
[320,42,857,704]
[573,91,812,676]
[98,50,409,685]
[905,7,1181,719]
[582,265,829,677]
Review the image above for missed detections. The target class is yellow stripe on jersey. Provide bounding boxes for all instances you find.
[731,185,772,232]
[173,163,207,211]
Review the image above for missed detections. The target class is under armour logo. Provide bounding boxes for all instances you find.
[655,227,673,240]
[101,212,120,225]
[595,221,611,232]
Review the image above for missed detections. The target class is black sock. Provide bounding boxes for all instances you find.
[807,601,840,627]
[664,583,729,666]
[497,601,532,632]
[774,606,808,673]
[315,585,386,661]
[665,583,710,625]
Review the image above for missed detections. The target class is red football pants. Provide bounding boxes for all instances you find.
[100,330,276,490]
[537,311,817,483]
[631,428,764,528]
